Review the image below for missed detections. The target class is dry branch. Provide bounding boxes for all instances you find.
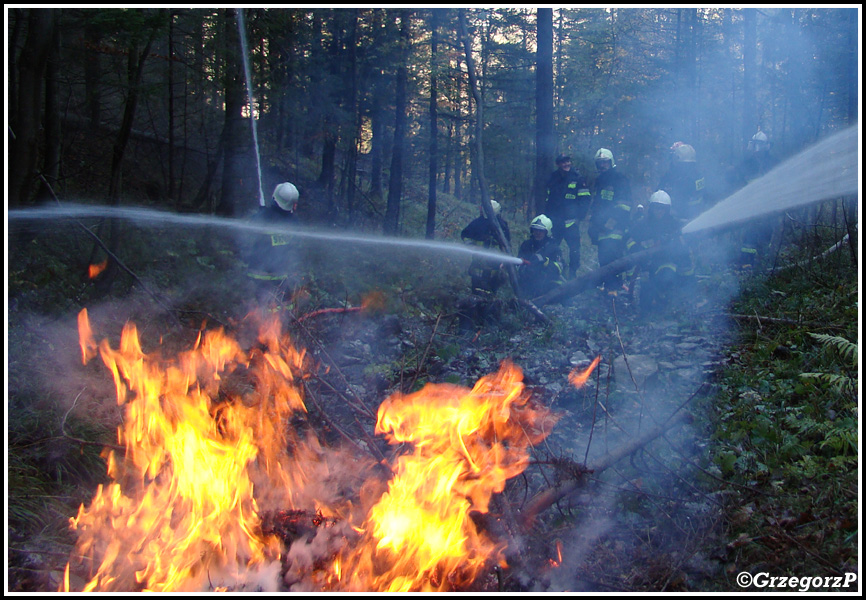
[533,244,667,306]
[519,409,692,530]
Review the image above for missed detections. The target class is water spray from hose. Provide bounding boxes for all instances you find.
[683,125,858,235]
[237,8,266,208]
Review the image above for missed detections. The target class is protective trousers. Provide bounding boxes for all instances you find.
[597,236,625,293]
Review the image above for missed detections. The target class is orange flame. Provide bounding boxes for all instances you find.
[66,310,311,592]
[568,356,601,389]
[65,311,556,592]
[330,361,558,591]
[88,260,108,279]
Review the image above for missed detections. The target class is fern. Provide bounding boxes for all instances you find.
[800,333,858,397]
[807,333,858,367]
[800,372,857,396]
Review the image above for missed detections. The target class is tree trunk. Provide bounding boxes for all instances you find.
[742,8,757,144]
[534,244,667,306]
[369,103,385,201]
[345,10,360,217]
[9,8,56,207]
[36,10,62,204]
[218,7,246,217]
[98,10,160,295]
[8,8,23,126]
[168,10,176,204]
[384,10,410,235]
[534,8,554,221]
[458,9,520,298]
[426,9,440,239]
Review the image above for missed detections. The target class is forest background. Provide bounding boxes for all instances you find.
[8,7,859,232]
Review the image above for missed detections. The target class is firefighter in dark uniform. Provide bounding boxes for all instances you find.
[730,130,777,268]
[517,214,565,298]
[247,182,299,282]
[626,190,690,314]
[588,148,633,295]
[544,154,591,278]
[460,200,511,294]
[658,142,706,223]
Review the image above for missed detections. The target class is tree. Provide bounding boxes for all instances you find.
[9,8,57,207]
[534,8,554,220]
[217,8,246,217]
[384,10,411,234]
[458,9,519,298]
[426,9,441,239]
[742,8,757,146]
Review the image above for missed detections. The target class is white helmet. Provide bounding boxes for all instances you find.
[490,200,501,217]
[595,148,616,169]
[649,190,672,206]
[530,214,553,236]
[670,142,697,163]
[272,182,299,213]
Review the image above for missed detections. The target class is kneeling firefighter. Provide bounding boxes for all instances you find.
[461,200,511,295]
[626,190,690,313]
[517,214,565,299]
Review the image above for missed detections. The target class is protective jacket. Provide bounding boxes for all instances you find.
[461,215,511,293]
[545,169,591,234]
[729,149,778,267]
[246,201,297,281]
[517,235,564,298]
[658,161,706,222]
[589,168,633,246]
[627,212,689,278]
[461,215,510,248]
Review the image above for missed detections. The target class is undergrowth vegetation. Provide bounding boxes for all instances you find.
[705,238,858,590]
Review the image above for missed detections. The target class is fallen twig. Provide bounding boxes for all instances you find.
[406,312,443,393]
[534,244,667,306]
[296,306,364,323]
[519,409,692,530]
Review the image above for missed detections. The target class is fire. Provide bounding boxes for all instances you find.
[568,355,601,389]
[88,260,108,279]
[68,309,310,592]
[329,362,558,591]
[65,310,557,592]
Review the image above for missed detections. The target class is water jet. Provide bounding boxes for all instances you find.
[682,125,858,235]
[8,203,523,267]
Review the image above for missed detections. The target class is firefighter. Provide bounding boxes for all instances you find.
[460,200,511,294]
[517,214,565,298]
[544,154,591,278]
[627,190,690,314]
[658,142,706,223]
[246,182,300,282]
[588,148,633,295]
[730,130,777,269]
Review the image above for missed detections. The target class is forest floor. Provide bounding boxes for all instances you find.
[6,212,859,593]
